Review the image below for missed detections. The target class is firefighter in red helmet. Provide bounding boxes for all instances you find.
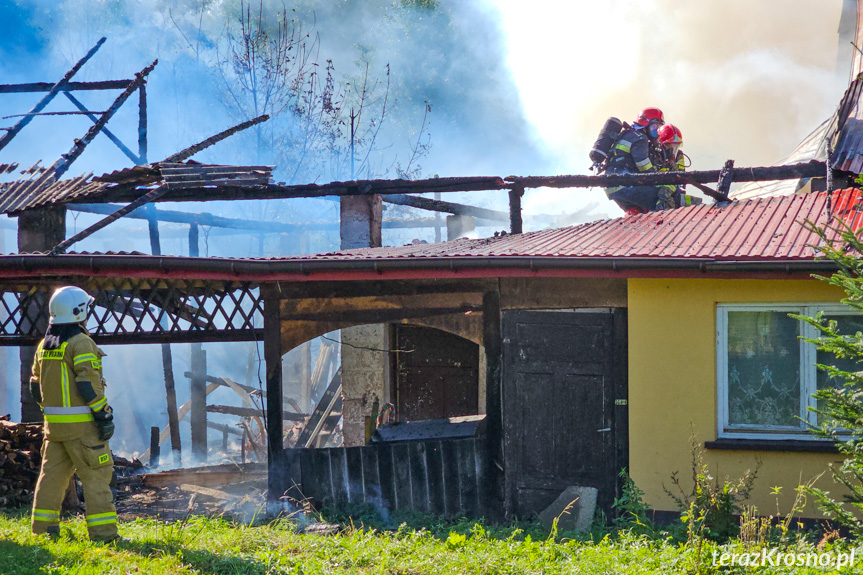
[654,123,684,209]
[604,107,667,213]
[655,124,700,208]
[657,124,684,171]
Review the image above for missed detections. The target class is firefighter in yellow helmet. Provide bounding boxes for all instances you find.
[30,286,118,541]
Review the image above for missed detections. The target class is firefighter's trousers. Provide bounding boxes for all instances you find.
[31,429,117,540]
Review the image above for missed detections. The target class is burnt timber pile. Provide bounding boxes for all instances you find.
[0,415,145,509]
[0,415,42,507]
[115,463,269,521]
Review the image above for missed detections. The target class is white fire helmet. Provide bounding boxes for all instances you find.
[49,286,94,325]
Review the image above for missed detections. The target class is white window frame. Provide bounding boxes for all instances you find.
[716,303,855,440]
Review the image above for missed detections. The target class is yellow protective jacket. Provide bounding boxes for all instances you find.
[31,332,108,441]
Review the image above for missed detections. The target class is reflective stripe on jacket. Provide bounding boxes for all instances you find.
[31,332,108,441]
[605,128,655,196]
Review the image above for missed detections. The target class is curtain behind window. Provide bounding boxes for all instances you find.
[727,311,800,428]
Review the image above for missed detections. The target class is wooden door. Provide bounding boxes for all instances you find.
[395,326,479,421]
[502,309,627,517]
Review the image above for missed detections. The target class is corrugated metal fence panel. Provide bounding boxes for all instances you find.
[299,438,494,518]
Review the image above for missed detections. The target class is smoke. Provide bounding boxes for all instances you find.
[488,0,847,218]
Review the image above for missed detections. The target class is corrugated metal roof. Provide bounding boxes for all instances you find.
[0,169,108,214]
[296,189,863,262]
[0,162,274,214]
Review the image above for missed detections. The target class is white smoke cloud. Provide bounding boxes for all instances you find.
[489,0,846,220]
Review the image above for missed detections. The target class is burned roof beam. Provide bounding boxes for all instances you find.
[84,163,826,207]
[507,160,828,188]
[62,91,142,164]
[206,405,306,421]
[0,37,106,152]
[50,59,158,181]
[0,80,134,93]
[92,175,509,204]
[2,111,106,118]
[385,194,509,221]
[68,202,498,232]
[51,182,169,254]
[162,114,270,163]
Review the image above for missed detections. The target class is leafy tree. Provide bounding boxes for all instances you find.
[795,217,863,537]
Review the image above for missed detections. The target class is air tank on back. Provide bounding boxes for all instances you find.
[589,117,624,167]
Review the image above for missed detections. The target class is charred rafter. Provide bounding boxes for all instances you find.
[0,80,134,94]
[0,37,106,153]
[163,115,270,163]
[506,161,828,189]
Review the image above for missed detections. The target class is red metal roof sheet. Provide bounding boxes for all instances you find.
[295,189,863,262]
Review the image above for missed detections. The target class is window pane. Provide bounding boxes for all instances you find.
[727,311,801,427]
[816,314,863,423]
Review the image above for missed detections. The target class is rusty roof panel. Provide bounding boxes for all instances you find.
[832,75,863,173]
[93,164,161,185]
[0,162,276,214]
[159,163,273,190]
[0,172,109,214]
[292,190,861,263]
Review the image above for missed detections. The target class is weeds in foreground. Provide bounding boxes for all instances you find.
[664,432,760,542]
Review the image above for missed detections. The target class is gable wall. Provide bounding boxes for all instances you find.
[628,277,848,518]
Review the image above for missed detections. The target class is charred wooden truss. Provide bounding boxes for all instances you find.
[0,279,263,345]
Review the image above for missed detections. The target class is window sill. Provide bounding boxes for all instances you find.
[704,438,840,454]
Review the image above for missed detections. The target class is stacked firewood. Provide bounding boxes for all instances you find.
[0,415,43,508]
[0,415,145,510]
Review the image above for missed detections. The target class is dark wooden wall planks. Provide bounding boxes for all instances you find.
[297,438,496,519]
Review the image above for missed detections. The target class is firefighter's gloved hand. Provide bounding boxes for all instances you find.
[93,404,115,440]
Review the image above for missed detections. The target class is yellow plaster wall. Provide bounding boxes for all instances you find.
[628,278,848,518]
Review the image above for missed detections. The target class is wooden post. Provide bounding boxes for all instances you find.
[189,223,199,257]
[482,286,504,519]
[0,231,5,414]
[149,426,160,468]
[190,344,208,462]
[137,84,147,163]
[298,233,312,412]
[17,206,65,422]
[263,285,288,503]
[509,185,524,235]
[148,204,182,465]
[434,191,442,242]
[161,344,182,465]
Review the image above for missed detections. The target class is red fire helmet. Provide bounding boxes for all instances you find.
[634,107,665,127]
[658,124,683,145]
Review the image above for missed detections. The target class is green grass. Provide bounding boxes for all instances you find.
[0,508,860,574]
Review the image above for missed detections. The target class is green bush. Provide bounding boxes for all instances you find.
[796,217,863,537]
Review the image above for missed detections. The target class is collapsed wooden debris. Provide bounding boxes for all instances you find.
[115,462,268,521]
